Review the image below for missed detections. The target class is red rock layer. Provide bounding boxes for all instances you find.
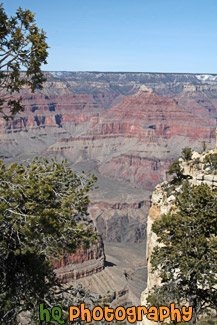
[53,236,105,282]
[0,93,107,132]
[98,155,171,190]
[172,86,217,120]
[46,89,216,195]
[88,199,151,210]
[87,90,215,140]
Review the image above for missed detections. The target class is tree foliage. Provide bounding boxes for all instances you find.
[166,160,187,184]
[147,181,217,324]
[203,153,217,172]
[181,147,193,162]
[0,158,98,323]
[0,3,48,119]
[201,141,207,153]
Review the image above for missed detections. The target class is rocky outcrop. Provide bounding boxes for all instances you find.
[89,88,215,140]
[47,87,215,193]
[88,199,151,242]
[139,149,217,324]
[98,155,171,190]
[53,235,105,282]
[2,72,217,135]
[1,93,106,133]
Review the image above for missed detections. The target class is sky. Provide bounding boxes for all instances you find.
[3,0,217,73]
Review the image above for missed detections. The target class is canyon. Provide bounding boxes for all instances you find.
[1,72,216,242]
[1,72,217,308]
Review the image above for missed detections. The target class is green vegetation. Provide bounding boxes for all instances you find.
[181,147,193,161]
[0,5,122,323]
[203,153,217,172]
[0,3,48,119]
[147,181,217,324]
[0,158,98,323]
[193,157,200,165]
[166,159,189,184]
[201,141,207,153]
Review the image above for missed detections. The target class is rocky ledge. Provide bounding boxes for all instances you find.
[53,235,105,282]
[139,148,217,324]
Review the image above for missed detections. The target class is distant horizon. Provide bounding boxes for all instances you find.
[43,71,217,75]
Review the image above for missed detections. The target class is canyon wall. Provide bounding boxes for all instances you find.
[88,199,150,242]
[53,235,105,282]
[0,72,217,245]
[139,148,217,324]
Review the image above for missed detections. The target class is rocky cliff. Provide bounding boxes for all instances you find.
[53,235,105,282]
[88,199,150,242]
[139,148,217,324]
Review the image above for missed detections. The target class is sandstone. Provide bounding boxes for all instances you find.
[139,150,217,324]
[53,235,105,282]
[196,174,204,181]
[167,194,176,203]
[203,174,214,182]
[192,151,201,159]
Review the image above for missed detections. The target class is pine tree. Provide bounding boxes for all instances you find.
[0,4,48,119]
[147,181,217,324]
[181,147,193,161]
[0,157,98,323]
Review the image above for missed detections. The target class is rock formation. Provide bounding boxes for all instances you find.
[139,149,217,324]
[88,199,150,242]
[0,72,217,244]
[53,235,105,282]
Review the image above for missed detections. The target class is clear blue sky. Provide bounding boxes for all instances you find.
[3,0,217,73]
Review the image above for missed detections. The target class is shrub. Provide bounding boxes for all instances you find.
[181,147,193,161]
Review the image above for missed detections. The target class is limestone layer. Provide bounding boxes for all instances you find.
[139,149,217,324]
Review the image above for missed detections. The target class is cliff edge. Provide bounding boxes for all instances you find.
[139,148,217,324]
